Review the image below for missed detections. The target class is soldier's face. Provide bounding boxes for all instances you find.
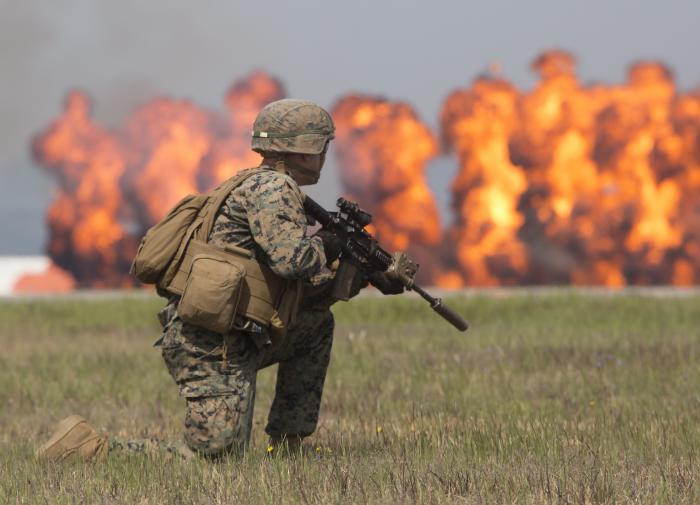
[287,142,329,186]
[287,154,322,186]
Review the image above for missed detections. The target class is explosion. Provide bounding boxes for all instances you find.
[33,72,285,287]
[440,76,528,286]
[32,91,133,287]
[32,52,700,288]
[332,96,443,280]
[441,50,700,286]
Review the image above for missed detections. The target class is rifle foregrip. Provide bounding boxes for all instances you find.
[432,301,469,332]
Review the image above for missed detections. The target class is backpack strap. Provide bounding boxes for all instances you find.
[159,168,267,291]
[196,168,267,241]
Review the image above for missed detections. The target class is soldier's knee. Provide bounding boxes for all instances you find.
[183,396,248,458]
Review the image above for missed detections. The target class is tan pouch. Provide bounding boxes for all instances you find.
[178,253,246,334]
[268,279,303,343]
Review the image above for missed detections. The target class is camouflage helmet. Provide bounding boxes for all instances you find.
[252,99,335,155]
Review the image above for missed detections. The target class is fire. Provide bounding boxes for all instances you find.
[32,52,700,288]
[33,72,285,287]
[332,96,443,279]
[440,50,700,286]
[201,71,286,189]
[33,91,133,287]
[441,77,528,286]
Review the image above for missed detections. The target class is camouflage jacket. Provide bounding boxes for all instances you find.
[157,166,332,333]
[208,166,326,279]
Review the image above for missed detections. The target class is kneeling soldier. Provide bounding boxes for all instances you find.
[38,99,399,460]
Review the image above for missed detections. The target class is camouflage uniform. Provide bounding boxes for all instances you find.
[109,168,335,458]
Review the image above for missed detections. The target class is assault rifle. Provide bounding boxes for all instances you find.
[303,196,469,332]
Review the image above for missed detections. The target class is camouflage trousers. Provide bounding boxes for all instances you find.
[108,308,334,459]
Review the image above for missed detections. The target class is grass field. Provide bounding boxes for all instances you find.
[1,291,699,504]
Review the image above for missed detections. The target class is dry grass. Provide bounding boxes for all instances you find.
[1,292,699,504]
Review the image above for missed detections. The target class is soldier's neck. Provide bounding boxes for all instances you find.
[260,156,284,170]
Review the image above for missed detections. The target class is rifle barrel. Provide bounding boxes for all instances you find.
[412,284,469,332]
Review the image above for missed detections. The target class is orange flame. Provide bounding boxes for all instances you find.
[441,77,528,286]
[33,53,700,288]
[440,50,700,286]
[33,72,285,287]
[32,91,133,286]
[332,96,443,280]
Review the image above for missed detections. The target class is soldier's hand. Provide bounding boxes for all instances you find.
[316,230,343,266]
[386,251,418,288]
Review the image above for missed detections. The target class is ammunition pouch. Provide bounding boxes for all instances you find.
[166,240,302,337]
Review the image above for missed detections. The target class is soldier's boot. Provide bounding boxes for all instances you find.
[267,435,303,457]
[37,415,108,462]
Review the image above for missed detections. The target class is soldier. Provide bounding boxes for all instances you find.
[38,98,403,461]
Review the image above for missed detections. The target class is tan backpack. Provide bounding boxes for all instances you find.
[130,168,301,337]
[130,168,262,287]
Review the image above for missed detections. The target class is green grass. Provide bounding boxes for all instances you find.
[1,292,699,504]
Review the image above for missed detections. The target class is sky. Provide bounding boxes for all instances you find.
[1,0,699,254]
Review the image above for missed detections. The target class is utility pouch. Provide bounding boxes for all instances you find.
[172,239,302,337]
[268,280,303,343]
[178,253,246,334]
